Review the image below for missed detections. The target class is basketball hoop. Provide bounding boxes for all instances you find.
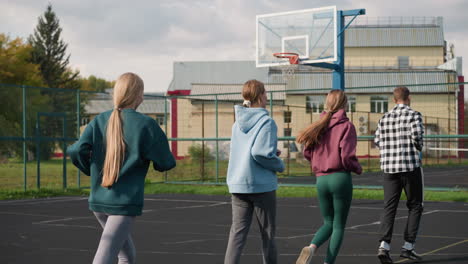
[273,52,300,81]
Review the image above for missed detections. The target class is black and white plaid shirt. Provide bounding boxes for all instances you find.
[374,104,424,173]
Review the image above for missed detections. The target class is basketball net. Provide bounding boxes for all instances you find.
[273,52,300,82]
[278,64,299,81]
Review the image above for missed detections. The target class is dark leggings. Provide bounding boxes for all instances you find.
[311,172,353,264]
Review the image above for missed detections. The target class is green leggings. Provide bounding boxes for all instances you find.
[311,172,353,264]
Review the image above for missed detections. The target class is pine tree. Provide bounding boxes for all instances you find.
[28,4,79,88]
[28,4,80,159]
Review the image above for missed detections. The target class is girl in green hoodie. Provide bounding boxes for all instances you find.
[68,72,176,264]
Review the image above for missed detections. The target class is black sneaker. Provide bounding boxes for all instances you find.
[400,248,423,261]
[378,248,393,264]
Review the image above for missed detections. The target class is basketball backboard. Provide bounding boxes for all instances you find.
[256,6,337,67]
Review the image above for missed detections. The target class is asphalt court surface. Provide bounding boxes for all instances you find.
[1,194,468,264]
[279,166,468,189]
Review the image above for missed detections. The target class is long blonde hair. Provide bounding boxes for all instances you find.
[296,90,348,148]
[102,72,144,187]
[242,80,265,107]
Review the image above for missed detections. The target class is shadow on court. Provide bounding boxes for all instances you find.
[1,193,468,264]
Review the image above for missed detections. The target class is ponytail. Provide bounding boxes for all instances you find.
[296,90,348,148]
[102,109,126,187]
[101,72,144,187]
[296,111,333,148]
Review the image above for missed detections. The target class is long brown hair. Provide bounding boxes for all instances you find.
[242,80,265,107]
[296,90,348,148]
[102,72,144,187]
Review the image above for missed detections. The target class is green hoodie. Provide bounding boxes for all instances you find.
[68,109,176,216]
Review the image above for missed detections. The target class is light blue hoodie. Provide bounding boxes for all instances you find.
[227,105,285,193]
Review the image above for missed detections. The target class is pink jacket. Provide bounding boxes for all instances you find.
[303,109,362,176]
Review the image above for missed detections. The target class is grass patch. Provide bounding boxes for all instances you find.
[0,188,89,200]
[144,183,468,202]
[1,184,467,203]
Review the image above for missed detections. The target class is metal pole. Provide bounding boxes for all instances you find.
[367,112,370,171]
[215,96,219,183]
[287,106,290,176]
[164,97,168,182]
[76,91,81,188]
[332,11,345,90]
[424,116,428,165]
[201,102,205,181]
[22,85,27,191]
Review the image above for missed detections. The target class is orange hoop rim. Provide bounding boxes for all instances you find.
[273,52,300,64]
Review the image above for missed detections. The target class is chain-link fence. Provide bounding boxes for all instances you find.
[1,82,467,191]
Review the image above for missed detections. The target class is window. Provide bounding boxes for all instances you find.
[283,111,292,123]
[81,116,90,126]
[155,115,165,126]
[348,96,356,113]
[370,96,388,113]
[306,96,325,113]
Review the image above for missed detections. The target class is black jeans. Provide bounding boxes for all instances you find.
[379,167,424,244]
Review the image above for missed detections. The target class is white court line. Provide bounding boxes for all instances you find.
[163,238,226,245]
[144,198,227,203]
[34,216,93,225]
[0,212,65,218]
[143,202,229,213]
[38,223,98,229]
[46,247,468,257]
[33,202,228,225]
[346,210,439,230]
[282,210,440,240]
[0,197,87,206]
[0,197,86,205]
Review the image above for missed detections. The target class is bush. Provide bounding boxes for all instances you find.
[188,144,214,163]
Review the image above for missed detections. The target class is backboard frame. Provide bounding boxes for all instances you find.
[256,6,338,68]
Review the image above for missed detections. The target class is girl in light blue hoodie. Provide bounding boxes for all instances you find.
[224,80,285,264]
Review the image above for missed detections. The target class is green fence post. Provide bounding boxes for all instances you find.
[36,113,40,189]
[215,95,219,183]
[77,91,81,188]
[269,91,273,117]
[63,116,67,189]
[22,85,27,191]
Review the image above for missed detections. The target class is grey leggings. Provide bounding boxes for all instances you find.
[93,212,136,264]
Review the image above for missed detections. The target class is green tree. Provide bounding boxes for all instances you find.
[28,4,81,159]
[28,4,79,89]
[0,34,52,159]
[78,75,115,92]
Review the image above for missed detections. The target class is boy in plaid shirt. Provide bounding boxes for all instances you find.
[374,87,424,264]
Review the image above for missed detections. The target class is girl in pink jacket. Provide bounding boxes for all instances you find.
[295,90,362,264]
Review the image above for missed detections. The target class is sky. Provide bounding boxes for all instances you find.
[1,0,467,97]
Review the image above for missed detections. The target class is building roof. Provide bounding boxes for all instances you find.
[84,92,168,115]
[345,16,445,47]
[168,61,269,92]
[269,71,458,94]
[190,83,286,101]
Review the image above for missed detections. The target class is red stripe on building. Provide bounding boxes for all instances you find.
[167,90,191,160]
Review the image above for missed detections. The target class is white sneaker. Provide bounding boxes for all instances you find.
[296,246,315,264]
